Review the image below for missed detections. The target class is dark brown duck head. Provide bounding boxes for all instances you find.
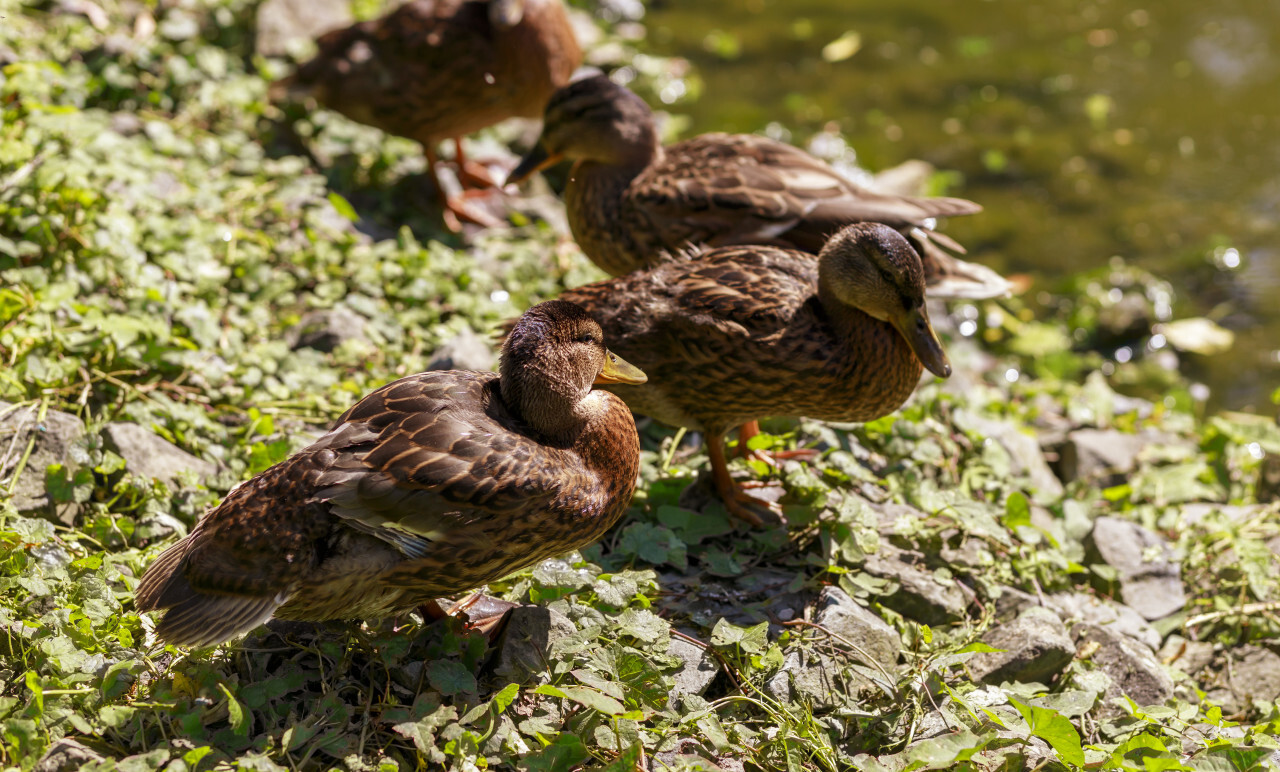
[507,74,661,184]
[818,223,953,379]
[501,300,647,441]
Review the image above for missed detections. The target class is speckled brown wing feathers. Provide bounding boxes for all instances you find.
[559,246,923,435]
[135,370,631,645]
[280,0,508,142]
[631,134,983,254]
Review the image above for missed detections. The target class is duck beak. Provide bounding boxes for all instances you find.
[595,349,647,385]
[506,144,564,186]
[894,307,952,378]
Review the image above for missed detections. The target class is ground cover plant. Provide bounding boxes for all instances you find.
[3,0,1280,769]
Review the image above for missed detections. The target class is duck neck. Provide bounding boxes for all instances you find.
[566,145,661,276]
[500,370,606,446]
[817,280,874,339]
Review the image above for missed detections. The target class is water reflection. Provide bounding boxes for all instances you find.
[643,0,1280,410]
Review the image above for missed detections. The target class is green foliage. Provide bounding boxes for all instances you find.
[3,0,1279,769]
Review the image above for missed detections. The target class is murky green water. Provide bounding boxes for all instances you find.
[641,0,1280,412]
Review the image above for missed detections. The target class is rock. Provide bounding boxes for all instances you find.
[1181,723,1247,756]
[1156,635,1215,676]
[491,606,575,685]
[1056,428,1143,484]
[102,422,216,485]
[813,586,900,670]
[763,648,873,707]
[968,606,1074,685]
[254,0,352,58]
[862,545,967,625]
[1226,646,1280,706]
[955,411,1064,502]
[1086,517,1186,621]
[992,586,1041,621]
[34,738,105,772]
[426,328,496,373]
[287,307,368,353]
[0,401,88,521]
[1048,592,1161,651]
[667,636,718,703]
[1074,623,1174,708]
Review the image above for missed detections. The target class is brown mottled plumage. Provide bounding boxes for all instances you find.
[272,0,582,227]
[508,74,1009,299]
[135,301,645,647]
[554,223,952,524]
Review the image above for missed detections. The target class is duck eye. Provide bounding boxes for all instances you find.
[577,334,596,344]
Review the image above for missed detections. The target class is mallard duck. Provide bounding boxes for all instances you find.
[272,0,582,230]
[508,74,1009,300]
[553,223,951,525]
[135,301,645,647]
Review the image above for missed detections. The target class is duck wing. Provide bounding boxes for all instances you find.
[631,133,981,254]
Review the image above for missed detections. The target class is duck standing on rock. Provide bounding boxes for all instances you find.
[507,73,1008,300]
[552,223,952,525]
[135,301,646,647]
[271,0,582,230]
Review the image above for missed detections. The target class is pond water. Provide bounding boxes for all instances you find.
[640,0,1280,412]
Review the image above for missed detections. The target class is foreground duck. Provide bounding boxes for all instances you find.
[135,301,645,647]
[508,74,1009,300]
[554,223,951,524]
[273,0,582,230]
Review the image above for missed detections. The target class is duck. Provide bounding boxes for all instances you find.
[134,300,646,647]
[553,223,951,525]
[272,0,582,231]
[507,74,1009,300]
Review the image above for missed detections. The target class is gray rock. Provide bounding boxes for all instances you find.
[1074,623,1174,708]
[764,649,868,707]
[1156,635,1215,676]
[1181,723,1247,756]
[287,307,368,352]
[1227,645,1280,706]
[255,0,352,58]
[0,401,88,520]
[1056,428,1148,484]
[427,328,496,373]
[667,636,719,704]
[993,586,1041,621]
[814,586,900,670]
[1086,517,1186,621]
[491,606,575,684]
[34,738,105,772]
[102,422,216,485]
[955,411,1064,502]
[862,545,967,625]
[1047,592,1161,651]
[968,606,1074,685]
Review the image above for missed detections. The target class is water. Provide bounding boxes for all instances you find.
[642,0,1280,412]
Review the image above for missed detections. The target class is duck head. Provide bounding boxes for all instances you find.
[500,300,647,441]
[507,74,660,184]
[818,223,952,379]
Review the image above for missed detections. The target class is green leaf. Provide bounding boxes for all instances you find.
[427,660,476,696]
[555,685,626,716]
[327,191,359,222]
[217,683,249,738]
[519,733,588,772]
[617,607,670,643]
[709,619,768,654]
[1003,491,1031,529]
[1008,696,1084,767]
